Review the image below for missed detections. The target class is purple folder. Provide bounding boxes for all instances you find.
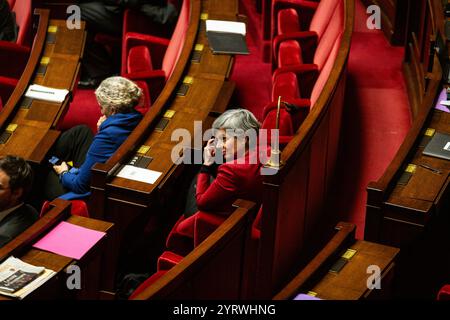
[436,88,450,113]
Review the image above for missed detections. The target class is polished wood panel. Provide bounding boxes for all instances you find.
[0,11,85,164]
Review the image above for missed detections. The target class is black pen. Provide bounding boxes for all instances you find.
[419,163,442,174]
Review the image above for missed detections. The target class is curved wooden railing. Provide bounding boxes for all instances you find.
[0,8,49,133]
[257,0,354,298]
[273,222,356,300]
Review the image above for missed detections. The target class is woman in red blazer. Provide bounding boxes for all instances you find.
[167,109,269,251]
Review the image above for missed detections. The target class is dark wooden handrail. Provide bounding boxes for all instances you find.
[92,0,201,179]
[0,198,71,263]
[0,8,49,133]
[273,222,356,300]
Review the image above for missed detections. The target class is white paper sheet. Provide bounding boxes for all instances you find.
[25,84,69,103]
[206,20,246,35]
[116,165,162,184]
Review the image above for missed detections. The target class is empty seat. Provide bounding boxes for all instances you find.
[11,0,32,46]
[122,0,190,101]
[273,2,344,97]
[273,0,340,66]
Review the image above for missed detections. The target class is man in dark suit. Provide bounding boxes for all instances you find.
[0,0,17,42]
[0,156,38,248]
[78,0,178,87]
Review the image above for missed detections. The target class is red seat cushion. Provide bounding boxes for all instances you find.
[12,0,31,46]
[278,40,303,67]
[40,200,89,218]
[127,45,153,74]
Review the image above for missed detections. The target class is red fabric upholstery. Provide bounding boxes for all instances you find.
[272,71,301,100]
[12,0,32,46]
[7,0,15,9]
[277,40,303,67]
[161,0,190,78]
[0,40,30,79]
[313,0,344,70]
[277,8,300,35]
[157,251,184,271]
[40,200,90,218]
[127,45,153,73]
[437,285,450,300]
[121,0,190,101]
[310,33,342,106]
[309,0,340,41]
[0,76,17,104]
[273,64,319,98]
[272,0,340,67]
[129,270,168,299]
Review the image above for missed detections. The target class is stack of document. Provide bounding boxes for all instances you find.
[25,84,69,103]
[0,256,56,299]
[205,20,249,55]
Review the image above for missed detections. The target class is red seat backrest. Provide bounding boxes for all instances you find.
[162,0,190,78]
[310,33,342,106]
[7,0,15,8]
[12,0,31,46]
[313,0,344,70]
[309,0,340,41]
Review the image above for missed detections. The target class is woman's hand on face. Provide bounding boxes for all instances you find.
[203,138,216,166]
[53,161,69,175]
[97,115,107,131]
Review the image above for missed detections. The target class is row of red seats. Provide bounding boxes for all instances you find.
[0,0,32,105]
[120,0,189,112]
[261,0,344,146]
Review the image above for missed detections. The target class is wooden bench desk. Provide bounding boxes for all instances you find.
[0,199,113,300]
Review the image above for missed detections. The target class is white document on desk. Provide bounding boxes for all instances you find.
[25,84,69,103]
[116,165,162,184]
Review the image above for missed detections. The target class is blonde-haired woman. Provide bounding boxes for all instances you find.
[44,76,143,200]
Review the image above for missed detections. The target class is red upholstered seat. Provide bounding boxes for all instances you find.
[40,200,90,218]
[273,0,340,67]
[127,45,153,73]
[437,285,450,300]
[0,76,17,104]
[11,0,32,46]
[129,271,168,299]
[122,0,190,100]
[272,71,301,100]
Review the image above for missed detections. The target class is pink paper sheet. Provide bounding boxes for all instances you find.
[33,221,106,260]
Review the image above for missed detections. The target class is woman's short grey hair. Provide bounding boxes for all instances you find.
[212,109,260,133]
[95,76,142,114]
